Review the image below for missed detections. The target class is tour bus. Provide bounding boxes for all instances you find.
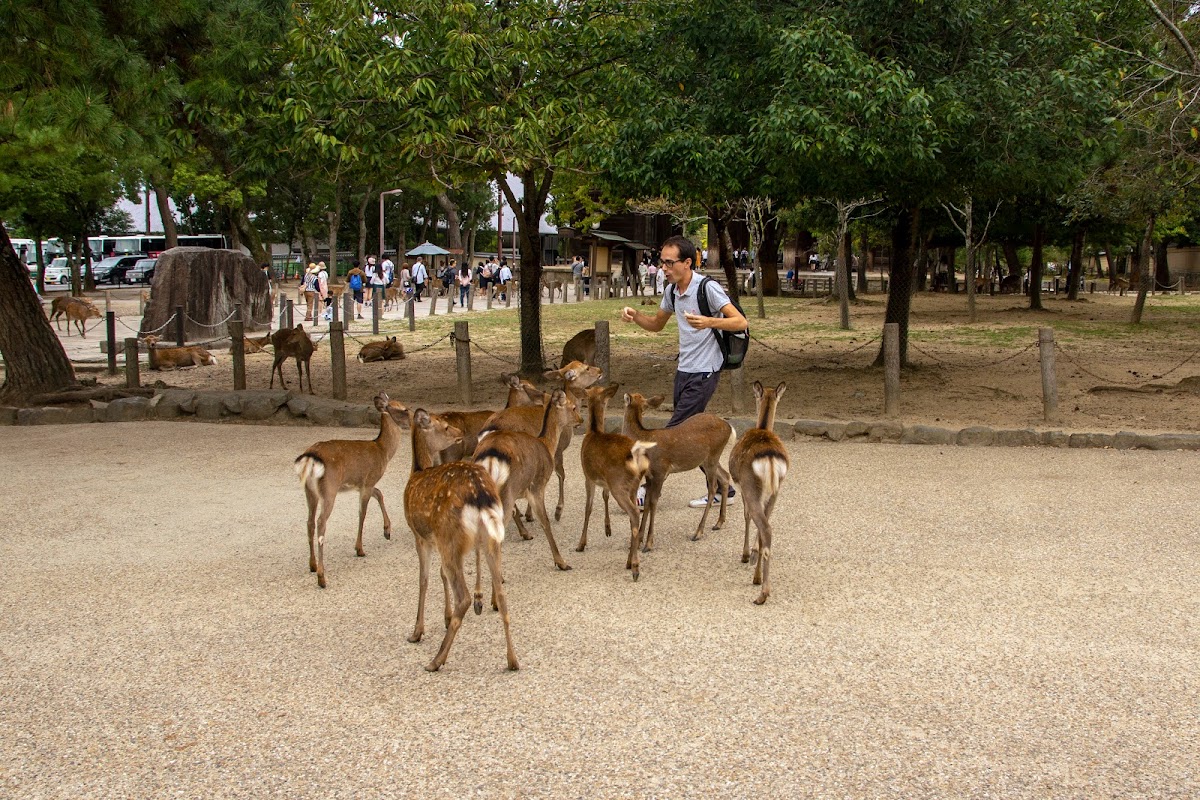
[88,234,227,258]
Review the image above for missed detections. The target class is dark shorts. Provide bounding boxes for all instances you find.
[666,370,721,427]
[352,289,363,303]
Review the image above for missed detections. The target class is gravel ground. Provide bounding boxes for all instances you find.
[2,422,1198,798]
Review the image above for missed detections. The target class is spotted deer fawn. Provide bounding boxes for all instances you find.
[728,381,789,605]
[622,393,732,551]
[473,389,575,570]
[293,393,402,588]
[577,383,655,580]
[394,402,518,672]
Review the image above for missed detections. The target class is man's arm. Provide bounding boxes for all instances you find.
[684,302,748,332]
[620,305,672,332]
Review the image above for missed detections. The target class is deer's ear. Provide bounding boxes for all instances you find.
[775,382,787,399]
[415,409,432,429]
[623,393,633,407]
[753,381,764,400]
[542,368,562,381]
[647,395,666,409]
[564,368,578,382]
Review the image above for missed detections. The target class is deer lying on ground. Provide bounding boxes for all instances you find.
[728,381,790,605]
[293,394,402,588]
[577,383,655,581]
[623,392,732,551]
[482,361,603,521]
[270,324,316,392]
[244,331,273,354]
[357,336,405,362]
[49,296,101,336]
[474,389,575,570]
[560,328,596,367]
[142,335,219,369]
[397,402,518,672]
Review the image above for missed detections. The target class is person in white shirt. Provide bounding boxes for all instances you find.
[381,257,395,289]
[497,262,512,301]
[410,257,428,301]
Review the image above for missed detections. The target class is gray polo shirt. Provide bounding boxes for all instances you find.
[662,276,731,374]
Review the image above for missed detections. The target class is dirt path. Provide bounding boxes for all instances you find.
[2,422,1197,797]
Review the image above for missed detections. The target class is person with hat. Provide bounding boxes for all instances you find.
[302,263,320,321]
[316,261,331,321]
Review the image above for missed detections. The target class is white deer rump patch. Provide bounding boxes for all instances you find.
[477,457,510,489]
[751,456,788,496]
[462,503,506,543]
[294,455,325,484]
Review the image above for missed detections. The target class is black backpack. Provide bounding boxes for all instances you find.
[670,276,749,371]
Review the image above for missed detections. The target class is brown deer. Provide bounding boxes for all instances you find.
[244,331,273,354]
[560,328,596,367]
[398,404,518,672]
[50,297,100,336]
[482,361,603,521]
[502,373,546,407]
[1108,276,1130,295]
[270,324,317,393]
[622,392,732,551]
[473,389,575,570]
[145,339,219,369]
[728,381,790,605]
[577,383,656,580]
[293,393,403,588]
[357,336,405,362]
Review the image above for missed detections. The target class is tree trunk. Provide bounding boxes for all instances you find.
[499,168,551,377]
[759,212,780,296]
[356,183,373,267]
[1102,245,1113,279]
[1154,237,1171,291]
[1028,222,1045,310]
[1132,214,1155,324]
[0,225,77,399]
[1003,240,1022,279]
[231,207,269,266]
[947,246,957,293]
[327,180,342,275]
[153,181,178,248]
[437,192,464,253]
[34,237,46,296]
[914,232,929,293]
[875,208,916,366]
[857,222,869,294]
[1066,228,1085,301]
[836,227,851,329]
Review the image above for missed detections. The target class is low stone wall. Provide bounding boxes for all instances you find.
[4,391,1200,451]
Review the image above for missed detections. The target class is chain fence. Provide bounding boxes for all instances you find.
[907,340,1040,369]
[1054,339,1200,386]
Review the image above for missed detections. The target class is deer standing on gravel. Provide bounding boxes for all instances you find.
[622,392,732,551]
[270,324,316,393]
[728,382,790,605]
[395,402,518,672]
[293,393,402,588]
[473,389,575,570]
[577,383,656,580]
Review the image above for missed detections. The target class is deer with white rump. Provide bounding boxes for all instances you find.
[622,392,732,551]
[473,388,575,571]
[293,393,402,588]
[577,383,655,580]
[728,381,790,605]
[391,401,518,672]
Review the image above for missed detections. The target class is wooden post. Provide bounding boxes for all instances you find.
[230,318,246,391]
[104,290,112,314]
[124,338,141,388]
[884,322,900,418]
[574,277,582,303]
[428,289,438,316]
[174,305,185,346]
[278,295,286,330]
[594,320,610,385]
[106,312,117,375]
[286,299,294,328]
[454,321,473,405]
[372,290,381,334]
[505,279,513,308]
[1039,327,1058,423]
[330,321,347,400]
[331,294,339,324]
[407,296,416,331]
[343,291,354,329]
[486,284,494,310]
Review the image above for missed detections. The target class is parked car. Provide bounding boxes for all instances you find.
[91,254,144,285]
[33,257,72,285]
[126,258,157,284]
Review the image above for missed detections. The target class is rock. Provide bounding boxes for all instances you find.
[844,421,870,438]
[152,389,197,419]
[994,429,1040,447]
[1112,431,1142,450]
[1144,433,1200,451]
[220,393,245,414]
[340,404,379,428]
[194,394,228,421]
[104,397,150,423]
[793,420,829,438]
[17,406,94,425]
[824,422,847,442]
[239,390,290,421]
[287,394,312,417]
[901,425,956,445]
[1040,430,1070,447]
[772,421,794,440]
[956,426,995,446]
[728,418,753,439]
[0,407,18,426]
[1069,433,1114,449]
[868,421,903,442]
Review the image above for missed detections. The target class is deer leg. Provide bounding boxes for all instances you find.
[641,478,664,552]
[713,465,730,531]
[305,485,319,575]
[612,489,641,580]
[314,490,336,589]
[741,493,753,563]
[510,494,534,541]
[372,487,392,540]
[753,520,773,605]
[427,557,472,672]
[577,479,596,552]
[408,538,431,643]
[528,490,571,571]
[553,452,566,521]
[354,492,370,557]
[602,488,612,538]
[483,539,520,670]
[691,470,719,541]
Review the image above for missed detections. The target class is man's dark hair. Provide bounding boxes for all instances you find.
[661,235,697,267]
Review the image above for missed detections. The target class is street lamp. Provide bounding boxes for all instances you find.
[379,188,403,259]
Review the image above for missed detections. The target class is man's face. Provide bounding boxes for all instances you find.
[659,245,693,285]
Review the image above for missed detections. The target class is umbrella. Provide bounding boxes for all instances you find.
[406,242,451,256]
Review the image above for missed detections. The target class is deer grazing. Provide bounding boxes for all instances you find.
[270,324,317,393]
[50,296,100,336]
[397,402,518,672]
[293,394,403,588]
[577,383,656,580]
[622,392,732,551]
[482,361,603,521]
[473,389,575,570]
[728,382,790,605]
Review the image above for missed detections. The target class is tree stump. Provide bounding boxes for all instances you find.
[140,248,272,341]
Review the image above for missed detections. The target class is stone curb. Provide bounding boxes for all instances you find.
[4,394,1200,452]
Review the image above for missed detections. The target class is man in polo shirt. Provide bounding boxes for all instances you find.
[620,234,747,507]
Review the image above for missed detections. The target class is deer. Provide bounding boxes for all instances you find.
[142,335,219,369]
[502,373,546,407]
[293,394,403,588]
[622,392,733,552]
[482,361,603,521]
[560,328,596,367]
[1109,276,1130,295]
[394,402,518,672]
[473,389,575,570]
[577,383,656,581]
[270,324,316,393]
[49,296,100,336]
[244,331,273,354]
[728,382,790,605]
[357,336,405,362]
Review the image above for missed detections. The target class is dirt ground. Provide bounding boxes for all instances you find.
[29,281,1200,434]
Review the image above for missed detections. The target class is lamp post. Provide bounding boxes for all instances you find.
[379,188,403,259]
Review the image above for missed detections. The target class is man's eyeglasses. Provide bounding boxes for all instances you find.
[659,258,690,268]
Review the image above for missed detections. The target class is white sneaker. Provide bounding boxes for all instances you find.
[688,487,735,508]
